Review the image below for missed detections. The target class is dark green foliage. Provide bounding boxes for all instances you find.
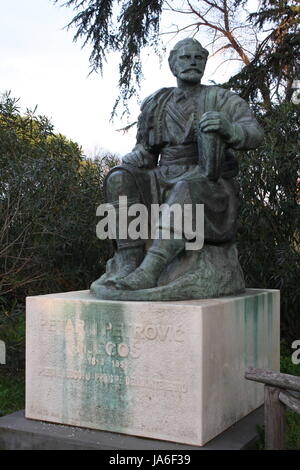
[223,2,300,340]
[0,373,25,417]
[227,0,299,111]
[0,91,118,370]
[285,410,300,449]
[249,0,299,29]
[54,0,163,113]
[237,102,300,339]
[0,300,25,370]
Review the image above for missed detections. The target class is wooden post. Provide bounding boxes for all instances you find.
[264,385,285,450]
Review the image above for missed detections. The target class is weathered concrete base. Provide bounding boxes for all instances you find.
[26,289,280,446]
[0,408,263,450]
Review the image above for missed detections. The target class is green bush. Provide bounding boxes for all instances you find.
[238,102,300,340]
[0,91,117,370]
[0,373,25,417]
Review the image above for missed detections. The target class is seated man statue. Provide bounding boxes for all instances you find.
[91,38,264,301]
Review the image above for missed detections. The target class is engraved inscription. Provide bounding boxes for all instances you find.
[37,367,188,393]
[104,341,142,358]
[39,317,186,363]
[105,322,185,343]
[39,318,185,343]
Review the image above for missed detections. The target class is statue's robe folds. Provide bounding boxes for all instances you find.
[106,85,264,244]
[96,85,264,300]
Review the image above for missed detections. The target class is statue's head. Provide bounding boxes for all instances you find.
[168,38,209,85]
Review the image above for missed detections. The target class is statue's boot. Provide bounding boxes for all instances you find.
[99,241,145,287]
[114,238,185,290]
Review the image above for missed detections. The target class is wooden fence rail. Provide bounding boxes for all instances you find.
[245,367,300,450]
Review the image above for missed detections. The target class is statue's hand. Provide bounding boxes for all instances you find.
[122,146,157,169]
[122,151,145,168]
[199,111,234,142]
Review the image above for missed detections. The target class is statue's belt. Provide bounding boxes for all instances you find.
[159,144,198,166]
[159,157,198,166]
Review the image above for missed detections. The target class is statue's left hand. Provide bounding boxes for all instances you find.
[122,145,158,169]
[199,111,234,142]
[122,151,145,167]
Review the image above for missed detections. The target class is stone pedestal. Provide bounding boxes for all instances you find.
[26,289,280,446]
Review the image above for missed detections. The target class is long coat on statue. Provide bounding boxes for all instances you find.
[106,84,264,244]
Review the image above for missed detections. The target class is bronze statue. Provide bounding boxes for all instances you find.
[91,38,264,301]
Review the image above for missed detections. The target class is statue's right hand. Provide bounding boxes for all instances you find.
[122,151,145,168]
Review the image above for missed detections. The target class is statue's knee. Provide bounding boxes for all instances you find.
[165,180,191,206]
[106,169,128,187]
[105,169,137,200]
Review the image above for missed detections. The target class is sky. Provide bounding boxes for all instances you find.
[0,0,243,157]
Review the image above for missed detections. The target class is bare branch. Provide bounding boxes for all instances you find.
[211,56,243,76]
[159,21,213,36]
[209,43,233,57]
[201,0,225,13]
[224,0,230,32]
[163,1,194,14]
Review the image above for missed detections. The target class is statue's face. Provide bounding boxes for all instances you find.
[173,44,207,84]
